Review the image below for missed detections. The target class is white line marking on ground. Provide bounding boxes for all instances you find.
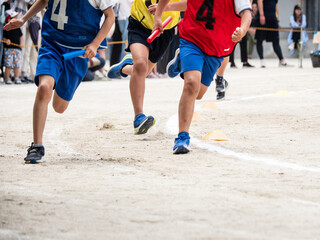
[166,89,320,173]
[0,229,57,240]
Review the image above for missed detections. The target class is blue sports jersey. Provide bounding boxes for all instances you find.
[42,0,113,48]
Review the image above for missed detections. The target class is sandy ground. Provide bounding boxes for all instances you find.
[1,58,320,240]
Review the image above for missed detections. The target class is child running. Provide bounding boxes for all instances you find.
[3,0,115,163]
[153,0,252,154]
[107,0,180,135]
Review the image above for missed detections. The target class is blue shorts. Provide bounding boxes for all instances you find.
[180,38,223,87]
[35,37,88,101]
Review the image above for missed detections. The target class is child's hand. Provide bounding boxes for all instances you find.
[152,16,163,35]
[83,43,98,59]
[3,14,23,31]
[232,27,244,42]
[5,39,11,45]
[148,4,157,15]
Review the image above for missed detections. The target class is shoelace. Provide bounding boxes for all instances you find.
[28,148,39,154]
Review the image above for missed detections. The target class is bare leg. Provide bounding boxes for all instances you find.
[52,92,70,114]
[178,70,201,133]
[197,56,228,100]
[98,49,106,73]
[216,56,229,76]
[197,84,208,100]
[33,75,55,144]
[128,43,156,116]
[13,67,20,79]
[4,67,11,80]
[122,59,155,78]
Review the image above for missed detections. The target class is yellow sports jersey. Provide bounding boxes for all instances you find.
[130,0,180,30]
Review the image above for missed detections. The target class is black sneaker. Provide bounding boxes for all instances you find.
[24,143,45,164]
[230,63,237,68]
[215,76,229,101]
[243,62,255,68]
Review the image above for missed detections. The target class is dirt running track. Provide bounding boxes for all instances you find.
[1,59,320,240]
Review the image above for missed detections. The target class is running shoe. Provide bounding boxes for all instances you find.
[166,48,180,78]
[215,76,229,101]
[134,113,155,135]
[107,54,133,79]
[24,143,45,164]
[173,132,190,154]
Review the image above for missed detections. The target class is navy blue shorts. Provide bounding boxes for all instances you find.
[180,38,223,87]
[35,37,88,101]
[126,16,175,63]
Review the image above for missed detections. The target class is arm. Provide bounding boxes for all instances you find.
[148,0,187,15]
[3,0,48,31]
[301,14,307,29]
[165,0,187,11]
[83,7,115,59]
[152,0,171,33]
[2,37,11,46]
[257,0,265,25]
[232,10,252,43]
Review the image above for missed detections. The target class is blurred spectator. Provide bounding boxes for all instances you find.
[288,5,308,55]
[109,3,122,67]
[229,35,254,68]
[11,0,29,78]
[118,0,133,60]
[20,0,41,83]
[256,0,289,67]
[247,1,258,59]
[3,9,23,84]
[0,3,5,84]
[83,56,106,82]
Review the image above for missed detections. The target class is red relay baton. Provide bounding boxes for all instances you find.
[147,16,173,43]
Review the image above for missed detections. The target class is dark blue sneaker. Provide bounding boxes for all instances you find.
[107,54,133,79]
[166,48,180,78]
[134,113,155,135]
[24,143,45,164]
[173,132,190,154]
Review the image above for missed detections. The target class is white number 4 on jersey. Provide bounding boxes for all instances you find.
[51,0,69,30]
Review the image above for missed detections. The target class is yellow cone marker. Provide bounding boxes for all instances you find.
[275,90,290,97]
[192,112,205,122]
[201,101,219,109]
[202,130,229,141]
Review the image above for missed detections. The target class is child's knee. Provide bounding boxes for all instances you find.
[133,59,148,75]
[196,93,204,100]
[52,103,67,114]
[184,78,200,96]
[37,83,53,102]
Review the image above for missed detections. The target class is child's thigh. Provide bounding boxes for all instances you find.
[180,39,205,74]
[54,57,88,102]
[201,56,223,87]
[35,45,63,87]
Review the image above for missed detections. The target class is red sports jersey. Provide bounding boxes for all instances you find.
[179,0,241,57]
